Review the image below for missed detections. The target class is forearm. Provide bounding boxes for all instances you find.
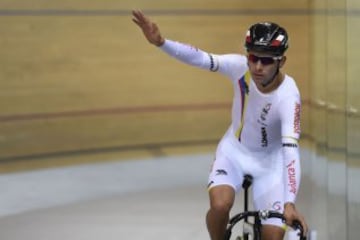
[159,39,218,71]
[282,141,301,203]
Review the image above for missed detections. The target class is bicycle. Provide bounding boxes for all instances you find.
[224,175,306,240]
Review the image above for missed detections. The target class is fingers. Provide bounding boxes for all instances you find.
[293,212,308,237]
[131,9,164,46]
[132,9,155,36]
[298,216,308,237]
[131,10,142,26]
[132,9,148,26]
[284,203,308,236]
[290,214,308,237]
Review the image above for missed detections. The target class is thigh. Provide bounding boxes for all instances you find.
[252,151,286,227]
[207,144,244,193]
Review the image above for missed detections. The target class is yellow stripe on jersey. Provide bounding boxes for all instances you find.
[235,71,251,140]
[282,136,299,143]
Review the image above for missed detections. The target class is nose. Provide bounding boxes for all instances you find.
[255,60,263,71]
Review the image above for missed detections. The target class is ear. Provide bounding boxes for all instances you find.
[279,56,287,68]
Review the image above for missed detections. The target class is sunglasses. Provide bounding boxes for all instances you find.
[247,54,282,65]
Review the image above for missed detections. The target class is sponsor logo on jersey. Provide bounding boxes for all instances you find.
[272,201,282,211]
[286,160,297,194]
[215,169,228,176]
[261,127,268,147]
[294,103,301,134]
[184,42,199,51]
[260,103,272,121]
[258,103,272,127]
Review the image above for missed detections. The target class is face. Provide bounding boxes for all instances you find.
[247,51,286,88]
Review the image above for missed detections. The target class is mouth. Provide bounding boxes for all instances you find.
[253,74,264,80]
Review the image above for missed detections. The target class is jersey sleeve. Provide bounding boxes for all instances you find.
[282,141,301,203]
[279,94,301,140]
[279,94,302,203]
[160,39,248,81]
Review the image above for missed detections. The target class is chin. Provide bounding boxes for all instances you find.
[254,78,264,85]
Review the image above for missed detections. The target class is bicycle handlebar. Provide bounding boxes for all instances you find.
[225,210,306,240]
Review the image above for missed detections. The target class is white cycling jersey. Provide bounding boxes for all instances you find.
[160,39,301,205]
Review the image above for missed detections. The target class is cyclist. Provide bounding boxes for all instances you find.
[132,9,308,240]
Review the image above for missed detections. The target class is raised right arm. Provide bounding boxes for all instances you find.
[132,9,248,78]
[132,9,217,71]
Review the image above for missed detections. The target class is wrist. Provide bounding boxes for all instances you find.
[284,202,295,209]
[156,37,165,47]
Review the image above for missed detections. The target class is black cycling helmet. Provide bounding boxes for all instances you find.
[245,22,289,56]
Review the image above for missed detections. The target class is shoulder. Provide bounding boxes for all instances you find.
[215,54,248,80]
[279,75,300,96]
[276,76,301,113]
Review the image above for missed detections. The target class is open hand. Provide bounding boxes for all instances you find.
[132,9,165,47]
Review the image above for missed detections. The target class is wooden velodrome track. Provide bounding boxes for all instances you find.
[0,1,312,172]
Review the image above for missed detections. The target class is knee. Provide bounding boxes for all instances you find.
[208,185,235,215]
[209,193,234,214]
[210,199,233,215]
